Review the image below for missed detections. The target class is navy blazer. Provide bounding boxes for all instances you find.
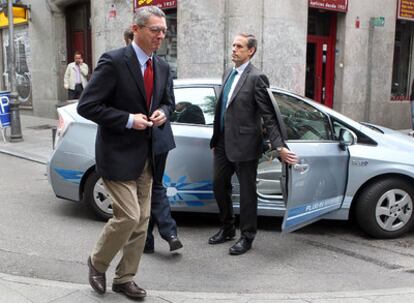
[77,45,175,181]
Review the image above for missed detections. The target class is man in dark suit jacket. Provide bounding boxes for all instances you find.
[209,33,298,255]
[122,28,182,254]
[145,109,183,253]
[77,6,174,299]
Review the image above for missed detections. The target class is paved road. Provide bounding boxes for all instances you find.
[1,153,414,295]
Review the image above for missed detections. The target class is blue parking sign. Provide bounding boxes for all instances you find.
[0,91,11,127]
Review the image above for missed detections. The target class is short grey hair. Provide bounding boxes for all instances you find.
[133,5,166,26]
[237,33,258,58]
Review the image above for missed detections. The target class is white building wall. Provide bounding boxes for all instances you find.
[22,0,414,128]
[91,0,132,67]
[28,0,66,117]
[262,0,308,95]
[177,0,226,78]
[336,0,410,128]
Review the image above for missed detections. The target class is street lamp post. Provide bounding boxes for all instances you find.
[7,0,23,142]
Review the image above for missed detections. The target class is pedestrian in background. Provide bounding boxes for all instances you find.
[123,25,183,254]
[209,33,298,255]
[77,6,174,299]
[64,51,88,100]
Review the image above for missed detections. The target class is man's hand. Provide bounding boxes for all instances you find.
[150,109,166,127]
[132,113,153,130]
[279,147,298,165]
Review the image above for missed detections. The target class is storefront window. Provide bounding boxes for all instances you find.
[391,20,414,100]
[156,10,177,78]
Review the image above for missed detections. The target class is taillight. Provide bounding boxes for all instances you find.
[53,109,73,149]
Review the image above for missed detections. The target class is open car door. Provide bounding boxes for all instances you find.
[267,89,349,233]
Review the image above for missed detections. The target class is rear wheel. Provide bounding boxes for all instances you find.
[356,178,414,239]
[83,171,113,221]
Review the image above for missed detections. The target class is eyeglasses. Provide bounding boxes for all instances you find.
[140,25,168,35]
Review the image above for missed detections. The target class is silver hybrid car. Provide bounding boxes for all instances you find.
[47,79,414,239]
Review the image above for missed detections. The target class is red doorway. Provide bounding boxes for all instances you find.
[65,2,92,69]
[305,10,337,108]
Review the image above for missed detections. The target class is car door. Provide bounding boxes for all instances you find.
[165,84,218,213]
[267,90,350,233]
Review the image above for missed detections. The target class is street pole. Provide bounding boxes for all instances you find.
[7,0,23,142]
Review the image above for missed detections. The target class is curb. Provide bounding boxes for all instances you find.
[1,273,414,302]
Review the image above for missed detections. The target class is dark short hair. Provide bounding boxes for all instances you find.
[73,51,83,57]
[133,5,165,26]
[237,33,257,58]
[124,28,133,41]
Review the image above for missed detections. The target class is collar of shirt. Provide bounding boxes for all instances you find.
[132,41,153,75]
[225,60,250,107]
[234,60,249,76]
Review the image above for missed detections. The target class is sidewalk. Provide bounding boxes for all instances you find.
[0,114,55,164]
[2,272,414,303]
[1,114,414,302]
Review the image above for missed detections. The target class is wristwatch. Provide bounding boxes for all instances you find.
[276,147,283,152]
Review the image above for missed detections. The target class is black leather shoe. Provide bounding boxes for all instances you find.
[229,237,253,255]
[143,244,154,254]
[208,226,236,244]
[112,281,146,299]
[168,235,183,251]
[144,237,154,254]
[87,257,106,294]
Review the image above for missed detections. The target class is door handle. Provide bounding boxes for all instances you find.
[293,160,309,174]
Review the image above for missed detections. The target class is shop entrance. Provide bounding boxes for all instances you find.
[305,9,336,108]
[65,2,92,68]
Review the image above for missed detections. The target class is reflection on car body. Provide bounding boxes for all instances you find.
[47,79,414,239]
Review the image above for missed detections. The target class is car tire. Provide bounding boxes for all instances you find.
[356,178,414,239]
[84,171,113,221]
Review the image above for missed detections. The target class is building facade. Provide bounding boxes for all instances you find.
[1,0,413,129]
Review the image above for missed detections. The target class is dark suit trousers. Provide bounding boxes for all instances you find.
[68,83,83,100]
[213,135,258,240]
[146,152,177,245]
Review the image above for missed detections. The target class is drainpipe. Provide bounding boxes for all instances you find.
[8,0,23,142]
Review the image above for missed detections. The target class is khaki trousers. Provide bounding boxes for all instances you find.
[91,159,152,284]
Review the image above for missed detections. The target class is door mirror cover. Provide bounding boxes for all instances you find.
[339,128,357,150]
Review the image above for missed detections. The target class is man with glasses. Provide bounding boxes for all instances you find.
[123,23,183,256]
[77,6,174,299]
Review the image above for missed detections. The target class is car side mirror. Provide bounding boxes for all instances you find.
[339,128,357,151]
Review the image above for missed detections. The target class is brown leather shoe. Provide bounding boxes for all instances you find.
[87,257,106,294]
[112,281,147,299]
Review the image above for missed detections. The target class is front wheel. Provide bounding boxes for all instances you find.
[83,171,113,221]
[356,178,414,239]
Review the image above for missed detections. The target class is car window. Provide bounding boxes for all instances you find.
[172,87,216,125]
[272,92,332,140]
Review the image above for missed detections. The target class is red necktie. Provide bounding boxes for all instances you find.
[144,58,153,110]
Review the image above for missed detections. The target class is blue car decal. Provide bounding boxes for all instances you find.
[163,174,214,206]
[283,196,343,229]
[55,168,83,184]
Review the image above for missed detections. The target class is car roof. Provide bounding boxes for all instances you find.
[173,78,222,86]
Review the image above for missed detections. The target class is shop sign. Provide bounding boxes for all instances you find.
[134,0,176,10]
[398,0,414,21]
[309,0,348,12]
[0,6,29,29]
